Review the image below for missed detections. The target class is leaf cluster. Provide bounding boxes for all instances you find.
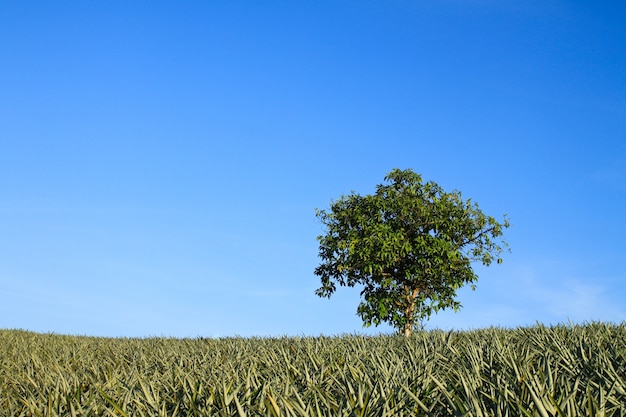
[315,169,510,332]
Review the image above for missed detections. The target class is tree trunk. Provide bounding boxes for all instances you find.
[403,322,412,337]
[402,286,420,337]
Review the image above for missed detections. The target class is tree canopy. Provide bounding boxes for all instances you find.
[314,168,510,336]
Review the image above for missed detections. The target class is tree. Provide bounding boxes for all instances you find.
[314,168,510,337]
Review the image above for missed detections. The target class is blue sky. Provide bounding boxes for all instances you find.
[1,1,625,337]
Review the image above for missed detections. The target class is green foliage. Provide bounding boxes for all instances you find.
[315,168,510,335]
[1,323,625,416]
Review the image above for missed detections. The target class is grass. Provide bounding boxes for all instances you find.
[1,322,625,416]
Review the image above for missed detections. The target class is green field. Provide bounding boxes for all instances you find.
[1,323,624,416]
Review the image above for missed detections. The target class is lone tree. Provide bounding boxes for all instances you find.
[314,168,510,336]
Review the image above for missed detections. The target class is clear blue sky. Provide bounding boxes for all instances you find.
[1,1,624,337]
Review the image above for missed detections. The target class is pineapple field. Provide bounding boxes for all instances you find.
[1,322,625,416]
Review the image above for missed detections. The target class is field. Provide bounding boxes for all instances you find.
[1,323,625,416]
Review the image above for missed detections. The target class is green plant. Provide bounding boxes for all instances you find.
[315,168,510,336]
[1,323,624,416]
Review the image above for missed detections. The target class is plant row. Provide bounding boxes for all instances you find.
[1,322,625,416]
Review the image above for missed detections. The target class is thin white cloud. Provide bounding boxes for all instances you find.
[530,277,624,323]
[492,263,625,324]
[428,261,625,330]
